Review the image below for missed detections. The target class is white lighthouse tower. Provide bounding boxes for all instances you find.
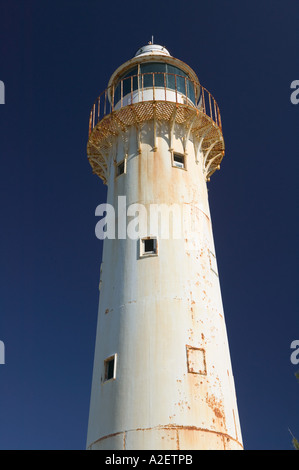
[86,43,243,450]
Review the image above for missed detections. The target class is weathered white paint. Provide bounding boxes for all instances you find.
[86,47,243,450]
[134,44,171,57]
[114,88,193,110]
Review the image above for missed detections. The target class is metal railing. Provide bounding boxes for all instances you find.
[88,72,222,136]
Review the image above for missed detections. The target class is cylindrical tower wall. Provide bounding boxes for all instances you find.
[86,119,243,450]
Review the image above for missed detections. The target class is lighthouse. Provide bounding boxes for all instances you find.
[86,43,243,450]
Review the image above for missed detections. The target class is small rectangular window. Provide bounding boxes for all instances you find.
[144,238,155,253]
[116,160,125,177]
[140,237,158,257]
[173,153,185,169]
[104,354,117,382]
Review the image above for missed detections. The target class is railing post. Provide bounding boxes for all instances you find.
[214,99,218,126]
[185,77,188,102]
[111,85,114,112]
[89,111,92,136]
[218,105,222,130]
[202,88,206,114]
[104,90,107,116]
[121,80,123,108]
[164,72,167,101]
[153,73,155,101]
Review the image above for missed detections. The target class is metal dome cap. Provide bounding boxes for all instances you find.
[134,43,171,57]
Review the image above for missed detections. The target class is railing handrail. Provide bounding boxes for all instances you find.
[88,72,221,136]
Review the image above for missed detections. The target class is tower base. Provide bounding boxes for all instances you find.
[87,426,243,450]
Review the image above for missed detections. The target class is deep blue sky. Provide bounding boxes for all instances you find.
[0,0,298,450]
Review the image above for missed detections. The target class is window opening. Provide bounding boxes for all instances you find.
[116,160,125,177]
[140,237,158,257]
[173,153,185,169]
[104,355,116,382]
